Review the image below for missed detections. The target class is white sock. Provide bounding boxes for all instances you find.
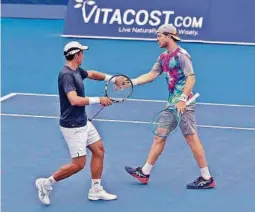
[92,179,101,191]
[44,176,56,188]
[142,163,153,175]
[200,167,211,180]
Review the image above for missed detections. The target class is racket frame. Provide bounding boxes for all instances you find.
[104,74,133,103]
[88,74,133,121]
[150,93,200,138]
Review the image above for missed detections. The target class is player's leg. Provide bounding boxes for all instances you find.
[88,140,104,182]
[35,126,88,205]
[86,121,117,200]
[125,102,171,184]
[51,156,86,180]
[180,104,216,189]
[125,135,167,184]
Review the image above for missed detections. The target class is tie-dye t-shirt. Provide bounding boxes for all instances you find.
[152,47,195,104]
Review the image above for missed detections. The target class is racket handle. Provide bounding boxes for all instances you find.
[186,93,200,106]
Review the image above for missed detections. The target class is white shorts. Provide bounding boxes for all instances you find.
[60,121,101,158]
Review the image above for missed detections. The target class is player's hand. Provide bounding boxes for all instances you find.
[100,97,112,107]
[175,101,186,114]
[115,76,131,89]
[115,76,125,86]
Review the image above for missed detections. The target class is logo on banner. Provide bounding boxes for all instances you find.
[74,0,203,37]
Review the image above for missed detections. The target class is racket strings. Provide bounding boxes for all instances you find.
[153,110,179,137]
[89,74,132,121]
[106,76,133,102]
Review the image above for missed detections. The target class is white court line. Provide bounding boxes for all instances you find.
[15,92,58,97]
[0,93,17,102]
[14,92,255,108]
[61,34,255,46]
[1,113,255,131]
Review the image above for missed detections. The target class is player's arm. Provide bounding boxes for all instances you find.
[67,91,112,107]
[131,57,162,86]
[131,70,160,85]
[180,54,196,101]
[87,70,113,81]
[88,69,160,86]
[62,74,111,107]
[176,54,195,113]
[79,67,113,82]
[80,68,112,81]
[67,91,91,106]
[183,75,195,97]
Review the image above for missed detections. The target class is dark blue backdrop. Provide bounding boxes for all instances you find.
[63,0,255,44]
[2,0,68,5]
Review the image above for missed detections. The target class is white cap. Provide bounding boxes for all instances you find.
[156,24,181,41]
[64,41,89,56]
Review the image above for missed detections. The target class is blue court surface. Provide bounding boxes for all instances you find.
[2,17,255,212]
[1,93,255,212]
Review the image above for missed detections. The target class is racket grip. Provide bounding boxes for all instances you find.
[186,93,200,106]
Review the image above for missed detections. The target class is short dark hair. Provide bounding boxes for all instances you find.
[65,50,82,61]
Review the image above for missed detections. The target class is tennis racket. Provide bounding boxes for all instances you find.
[88,74,133,121]
[150,93,200,138]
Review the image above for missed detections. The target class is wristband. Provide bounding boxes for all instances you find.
[179,93,188,102]
[104,74,115,82]
[131,78,138,86]
[88,97,100,104]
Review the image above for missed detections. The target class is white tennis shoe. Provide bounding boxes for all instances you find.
[35,178,53,205]
[88,186,117,201]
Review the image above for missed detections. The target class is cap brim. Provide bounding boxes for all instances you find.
[81,45,89,50]
[171,35,181,41]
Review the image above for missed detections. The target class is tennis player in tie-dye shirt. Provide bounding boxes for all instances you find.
[154,45,195,105]
[125,24,216,189]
